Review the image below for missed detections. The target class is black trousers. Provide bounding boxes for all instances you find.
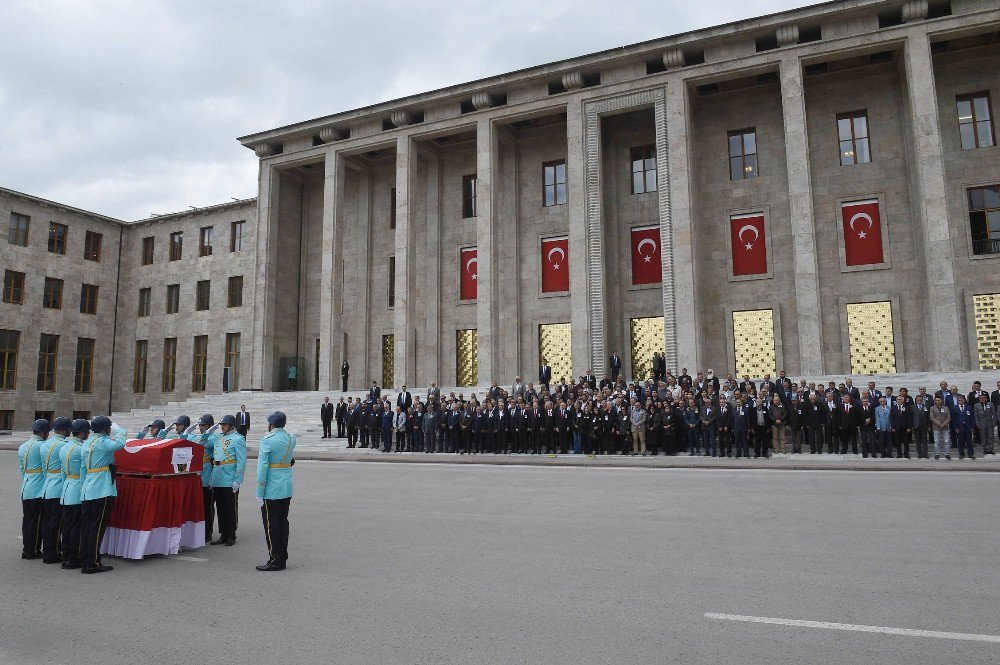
[61,504,82,566]
[214,486,239,541]
[322,418,332,438]
[237,426,249,437]
[41,498,63,560]
[894,430,911,458]
[347,426,358,447]
[840,428,858,454]
[914,427,929,457]
[79,497,114,569]
[261,498,291,565]
[336,418,345,438]
[342,377,348,392]
[203,487,215,541]
[21,497,43,556]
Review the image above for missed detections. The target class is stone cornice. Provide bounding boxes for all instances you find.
[0,186,125,226]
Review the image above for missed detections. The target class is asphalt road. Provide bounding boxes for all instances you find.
[3,451,999,664]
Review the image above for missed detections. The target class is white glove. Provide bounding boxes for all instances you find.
[256,497,264,508]
[232,482,240,493]
[183,424,199,436]
[110,423,126,437]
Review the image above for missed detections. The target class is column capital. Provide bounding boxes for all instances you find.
[902,0,929,22]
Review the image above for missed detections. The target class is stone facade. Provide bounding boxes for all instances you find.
[2,0,1000,428]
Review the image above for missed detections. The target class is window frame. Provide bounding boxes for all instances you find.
[462,174,478,218]
[74,337,95,393]
[957,91,996,150]
[79,284,99,315]
[225,332,241,391]
[199,226,214,257]
[969,184,1000,256]
[3,270,25,304]
[0,329,19,390]
[836,110,872,166]
[36,333,59,392]
[227,275,243,308]
[169,231,183,261]
[8,212,29,246]
[48,222,67,254]
[166,284,180,314]
[630,145,657,195]
[141,236,155,265]
[230,221,246,252]
[137,287,151,317]
[43,277,63,310]
[162,337,177,392]
[543,160,568,207]
[133,339,148,393]
[387,256,396,308]
[192,335,208,392]
[83,230,102,262]
[196,280,211,311]
[390,188,397,229]
[728,128,759,181]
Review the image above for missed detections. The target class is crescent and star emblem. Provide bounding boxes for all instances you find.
[737,224,759,251]
[636,237,658,263]
[848,212,874,240]
[547,245,566,270]
[465,257,478,280]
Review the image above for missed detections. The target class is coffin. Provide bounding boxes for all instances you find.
[114,438,204,476]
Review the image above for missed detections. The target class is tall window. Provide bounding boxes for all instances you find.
[74,338,95,393]
[838,111,871,165]
[957,92,995,150]
[0,410,12,431]
[8,212,29,246]
[192,335,208,392]
[133,340,148,393]
[43,278,63,310]
[169,231,183,260]
[84,230,102,261]
[166,284,180,314]
[462,174,477,218]
[969,185,1000,256]
[80,284,98,315]
[71,410,90,421]
[390,188,397,229]
[388,256,396,308]
[36,334,58,391]
[0,329,19,390]
[630,146,657,194]
[199,226,213,256]
[141,236,155,265]
[3,270,25,304]
[162,338,177,392]
[228,276,243,307]
[196,280,211,311]
[729,129,758,180]
[543,160,567,206]
[137,288,151,317]
[225,333,241,391]
[230,221,246,252]
[48,222,67,254]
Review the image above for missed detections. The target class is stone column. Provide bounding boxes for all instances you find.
[318,149,343,390]
[567,97,595,377]
[903,34,963,370]
[250,161,281,391]
[355,167,372,387]
[476,118,498,385]
[423,150,442,382]
[393,135,417,388]
[779,56,824,375]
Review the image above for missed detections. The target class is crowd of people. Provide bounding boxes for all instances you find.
[324,362,1000,461]
[17,410,295,573]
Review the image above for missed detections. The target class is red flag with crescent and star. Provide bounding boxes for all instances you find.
[730,213,767,276]
[841,200,884,266]
[460,247,478,300]
[541,236,569,293]
[630,225,662,285]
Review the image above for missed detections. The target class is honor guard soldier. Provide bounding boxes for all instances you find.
[19,419,50,559]
[255,411,296,572]
[167,415,191,439]
[39,417,72,563]
[211,415,247,546]
[60,419,90,569]
[186,414,219,543]
[136,418,166,439]
[78,416,127,574]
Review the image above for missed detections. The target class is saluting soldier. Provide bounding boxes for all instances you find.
[39,416,72,564]
[187,414,219,543]
[19,419,51,560]
[256,411,296,572]
[60,419,90,569]
[78,416,127,574]
[211,415,247,546]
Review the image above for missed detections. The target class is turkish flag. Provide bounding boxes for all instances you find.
[842,200,884,266]
[630,226,662,285]
[460,247,478,300]
[541,237,569,293]
[730,214,767,276]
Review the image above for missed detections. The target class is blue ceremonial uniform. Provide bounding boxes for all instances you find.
[18,434,46,557]
[59,436,87,568]
[79,430,127,501]
[184,429,219,541]
[39,433,69,562]
[40,434,68,499]
[256,426,295,569]
[211,431,247,487]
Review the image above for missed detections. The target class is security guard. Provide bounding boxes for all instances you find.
[39,416,72,563]
[78,416,127,574]
[211,415,247,546]
[186,414,219,543]
[18,419,50,559]
[136,419,166,439]
[60,419,90,570]
[255,411,295,571]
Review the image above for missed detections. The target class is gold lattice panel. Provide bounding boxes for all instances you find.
[538,323,572,385]
[846,301,896,374]
[630,317,664,382]
[973,294,1000,370]
[456,329,479,387]
[733,309,776,378]
[381,334,394,388]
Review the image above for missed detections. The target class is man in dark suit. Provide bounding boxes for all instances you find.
[609,351,623,383]
[864,382,882,407]
[369,381,381,401]
[806,394,825,454]
[341,361,350,392]
[838,396,859,454]
[539,359,552,393]
[346,400,361,447]
[889,396,913,458]
[584,370,597,391]
[236,405,250,437]
[397,385,413,412]
[823,392,840,453]
[335,397,347,438]
[844,379,861,402]
[320,397,334,439]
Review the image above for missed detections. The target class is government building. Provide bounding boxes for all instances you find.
[2,0,999,431]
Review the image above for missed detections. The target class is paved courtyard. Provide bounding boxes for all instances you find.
[4,452,999,664]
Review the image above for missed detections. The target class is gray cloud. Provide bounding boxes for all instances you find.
[0,0,814,220]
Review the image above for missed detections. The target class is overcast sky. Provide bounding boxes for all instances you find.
[0,0,816,221]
